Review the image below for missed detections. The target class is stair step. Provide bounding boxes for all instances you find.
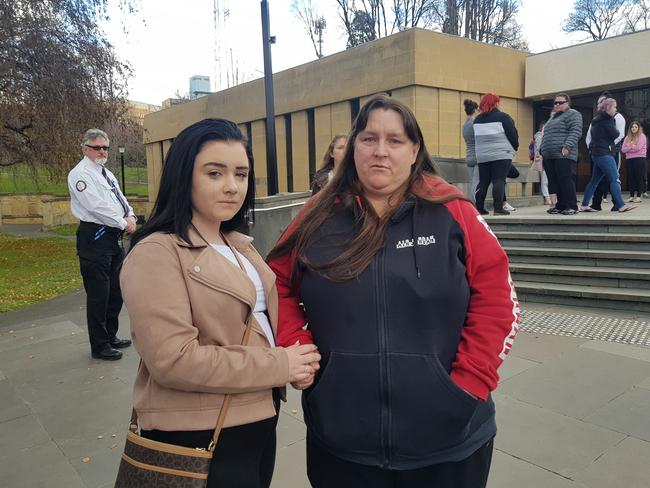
[505,246,650,269]
[496,231,650,242]
[514,281,650,312]
[488,218,650,235]
[509,263,650,280]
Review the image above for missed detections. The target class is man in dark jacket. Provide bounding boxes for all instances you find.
[540,93,583,215]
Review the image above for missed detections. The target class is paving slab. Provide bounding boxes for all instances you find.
[0,320,83,352]
[488,449,587,488]
[637,376,650,390]
[573,436,650,488]
[0,379,30,423]
[493,393,626,479]
[0,440,86,488]
[498,347,650,419]
[507,331,588,363]
[271,438,308,488]
[498,355,540,382]
[583,387,650,442]
[580,339,650,362]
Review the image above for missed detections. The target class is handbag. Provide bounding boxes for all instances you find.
[115,232,254,487]
[530,155,543,172]
[507,164,520,179]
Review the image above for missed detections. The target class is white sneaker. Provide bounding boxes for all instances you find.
[627,197,635,202]
[503,202,516,211]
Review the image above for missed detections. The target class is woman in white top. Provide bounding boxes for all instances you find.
[121,119,320,487]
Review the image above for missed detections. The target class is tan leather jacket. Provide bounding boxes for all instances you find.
[120,227,289,431]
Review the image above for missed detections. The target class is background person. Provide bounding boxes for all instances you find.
[473,93,519,215]
[120,118,320,487]
[462,98,479,200]
[311,134,347,194]
[539,93,582,215]
[268,95,520,488]
[580,99,635,213]
[67,128,135,361]
[621,121,647,203]
[533,122,553,206]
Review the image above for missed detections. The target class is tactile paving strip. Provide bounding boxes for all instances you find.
[520,309,650,347]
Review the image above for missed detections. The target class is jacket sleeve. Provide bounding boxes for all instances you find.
[120,241,290,394]
[68,172,127,229]
[267,208,315,347]
[614,114,626,145]
[563,110,583,150]
[444,200,521,401]
[585,124,592,147]
[640,134,648,156]
[621,136,633,154]
[502,113,519,151]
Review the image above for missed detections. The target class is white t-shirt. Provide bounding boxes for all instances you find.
[209,244,275,347]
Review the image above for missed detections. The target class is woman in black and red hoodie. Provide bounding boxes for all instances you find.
[268,95,520,488]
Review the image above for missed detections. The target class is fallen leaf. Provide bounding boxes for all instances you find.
[99,376,104,379]
[111,444,117,449]
[291,409,298,414]
[97,435,103,439]
[82,457,90,463]
[111,434,116,438]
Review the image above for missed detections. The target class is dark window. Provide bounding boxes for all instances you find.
[307,108,316,182]
[350,98,360,123]
[284,114,293,192]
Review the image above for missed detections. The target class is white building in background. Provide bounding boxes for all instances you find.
[189,75,211,100]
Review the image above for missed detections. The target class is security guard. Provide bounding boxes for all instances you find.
[68,129,136,360]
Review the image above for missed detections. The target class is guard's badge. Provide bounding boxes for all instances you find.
[75,180,87,192]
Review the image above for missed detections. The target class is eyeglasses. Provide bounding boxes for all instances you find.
[553,100,567,106]
[85,144,110,151]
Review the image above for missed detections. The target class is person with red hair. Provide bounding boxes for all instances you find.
[472,93,519,215]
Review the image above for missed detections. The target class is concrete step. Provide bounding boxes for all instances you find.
[497,231,650,251]
[514,280,650,312]
[488,217,650,235]
[510,263,650,290]
[504,246,650,269]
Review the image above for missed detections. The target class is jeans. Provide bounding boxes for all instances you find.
[582,154,625,209]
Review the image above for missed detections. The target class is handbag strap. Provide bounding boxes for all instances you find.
[129,225,256,453]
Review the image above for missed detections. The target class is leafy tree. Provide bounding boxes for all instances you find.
[0,0,136,177]
[563,0,632,40]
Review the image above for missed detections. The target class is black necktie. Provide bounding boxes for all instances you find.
[102,167,129,218]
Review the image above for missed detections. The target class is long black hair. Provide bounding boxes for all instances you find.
[129,118,255,250]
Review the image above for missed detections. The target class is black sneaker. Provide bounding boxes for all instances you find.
[561,208,578,215]
[477,209,489,215]
[547,208,560,214]
[493,209,510,215]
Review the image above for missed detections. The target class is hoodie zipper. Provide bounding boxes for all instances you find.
[376,246,391,467]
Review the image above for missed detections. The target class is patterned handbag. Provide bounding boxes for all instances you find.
[115,234,255,487]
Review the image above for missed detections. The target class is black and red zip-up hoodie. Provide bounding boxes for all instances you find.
[268,176,520,470]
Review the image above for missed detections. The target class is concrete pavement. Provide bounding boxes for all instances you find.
[1,289,650,487]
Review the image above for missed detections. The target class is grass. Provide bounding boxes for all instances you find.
[49,224,79,236]
[0,233,82,313]
[0,164,148,197]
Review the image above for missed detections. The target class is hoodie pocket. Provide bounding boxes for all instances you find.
[305,351,381,455]
[389,353,478,457]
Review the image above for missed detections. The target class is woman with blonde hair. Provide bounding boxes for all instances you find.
[622,121,648,203]
[311,134,347,194]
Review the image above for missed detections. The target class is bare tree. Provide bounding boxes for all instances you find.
[0,0,136,177]
[292,0,327,58]
[336,0,392,47]
[563,0,633,40]
[427,0,527,49]
[392,0,437,30]
[623,0,650,32]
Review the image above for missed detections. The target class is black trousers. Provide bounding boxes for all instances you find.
[141,390,281,488]
[76,222,124,353]
[544,158,577,211]
[627,157,646,197]
[475,159,511,212]
[307,435,494,488]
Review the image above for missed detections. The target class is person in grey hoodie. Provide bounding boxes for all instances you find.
[539,93,582,215]
[473,93,519,215]
[462,99,479,200]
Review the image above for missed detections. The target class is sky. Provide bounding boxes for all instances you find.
[103,0,586,106]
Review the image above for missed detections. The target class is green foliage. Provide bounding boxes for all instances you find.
[0,234,82,313]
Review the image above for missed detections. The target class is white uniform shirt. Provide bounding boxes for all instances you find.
[210,244,276,347]
[67,156,134,230]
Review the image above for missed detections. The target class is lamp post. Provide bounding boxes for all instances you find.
[261,0,278,195]
[118,145,126,195]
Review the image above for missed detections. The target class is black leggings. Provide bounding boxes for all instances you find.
[307,435,494,488]
[141,391,280,488]
[627,157,646,197]
[475,159,511,212]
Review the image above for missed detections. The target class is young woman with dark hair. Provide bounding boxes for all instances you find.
[120,118,320,487]
[462,99,480,200]
[268,95,520,487]
[311,134,347,194]
[472,93,519,215]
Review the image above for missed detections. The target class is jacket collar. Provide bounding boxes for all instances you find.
[174,225,254,251]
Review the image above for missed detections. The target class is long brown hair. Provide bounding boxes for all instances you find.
[268,94,463,283]
[626,120,644,144]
